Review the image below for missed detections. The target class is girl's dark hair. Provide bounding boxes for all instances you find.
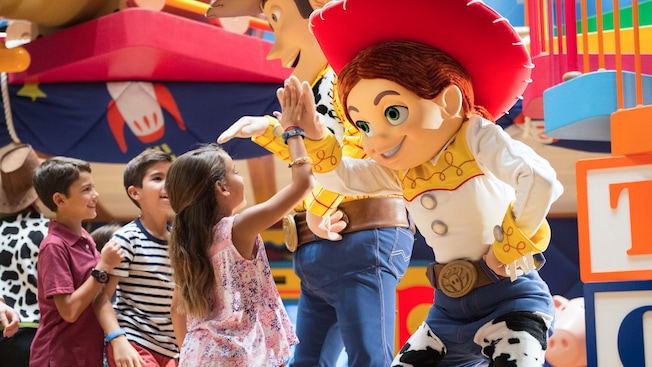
[337,40,493,123]
[166,144,228,317]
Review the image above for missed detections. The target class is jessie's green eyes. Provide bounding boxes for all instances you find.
[385,106,408,126]
[355,120,373,137]
[353,105,408,137]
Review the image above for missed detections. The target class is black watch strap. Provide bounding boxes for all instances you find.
[91,268,110,284]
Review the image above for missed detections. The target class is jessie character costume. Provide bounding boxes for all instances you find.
[300,0,565,366]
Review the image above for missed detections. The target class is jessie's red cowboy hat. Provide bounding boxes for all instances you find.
[0,144,44,213]
[309,0,532,118]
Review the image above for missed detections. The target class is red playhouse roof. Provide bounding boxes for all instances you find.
[9,8,290,84]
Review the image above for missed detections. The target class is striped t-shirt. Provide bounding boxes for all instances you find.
[109,219,178,358]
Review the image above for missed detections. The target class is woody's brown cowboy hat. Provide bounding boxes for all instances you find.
[205,0,262,18]
[205,0,317,18]
[309,0,533,118]
[0,144,43,213]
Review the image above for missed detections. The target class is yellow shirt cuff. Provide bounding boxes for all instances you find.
[305,181,346,217]
[305,133,342,174]
[492,201,551,265]
[251,116,291,162]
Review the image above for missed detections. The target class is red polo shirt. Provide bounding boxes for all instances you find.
[30,220,104,367]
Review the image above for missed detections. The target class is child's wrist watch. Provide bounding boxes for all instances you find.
[91,268,110,284]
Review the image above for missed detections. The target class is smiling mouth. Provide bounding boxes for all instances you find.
[381,136,406,158]
[288,52,300,68]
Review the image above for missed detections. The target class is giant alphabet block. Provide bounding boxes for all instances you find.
[576,155,652,283]
[584,281,652,367]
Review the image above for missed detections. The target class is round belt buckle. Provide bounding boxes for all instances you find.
[282,214,298,252]
[437,260,477,298]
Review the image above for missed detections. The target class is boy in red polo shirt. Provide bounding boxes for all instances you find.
[30,157,141,367]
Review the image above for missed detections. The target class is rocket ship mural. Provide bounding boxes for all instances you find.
[106,82,187,153]
[0,80,285,162]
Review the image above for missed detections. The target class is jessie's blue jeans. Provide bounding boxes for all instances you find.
[289,226,414,367]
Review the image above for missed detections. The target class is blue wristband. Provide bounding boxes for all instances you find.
[105,329,126,343]
[282,127,305,144]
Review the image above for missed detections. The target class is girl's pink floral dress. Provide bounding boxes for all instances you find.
[179,216,298,367]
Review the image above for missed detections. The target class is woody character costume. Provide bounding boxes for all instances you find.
[210,1,414,366]
[291,0,565,366]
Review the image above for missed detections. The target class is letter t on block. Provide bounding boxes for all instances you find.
[576,155,652,283]
[609,181,652,255]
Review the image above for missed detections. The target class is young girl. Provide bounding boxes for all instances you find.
[167,76,314,366]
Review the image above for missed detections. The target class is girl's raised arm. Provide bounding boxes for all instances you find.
[231,76,315,257]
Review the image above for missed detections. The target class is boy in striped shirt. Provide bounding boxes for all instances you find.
[97,149,178,366]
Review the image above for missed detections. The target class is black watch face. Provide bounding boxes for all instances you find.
[93,270,110,284]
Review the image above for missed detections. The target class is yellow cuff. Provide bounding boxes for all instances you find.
[305,133,342,174]
[305,181,345,217]
[252,116,291,161]
[492,202,551,265]
[341,134,367,160]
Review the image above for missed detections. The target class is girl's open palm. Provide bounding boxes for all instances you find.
[274,76,325,139]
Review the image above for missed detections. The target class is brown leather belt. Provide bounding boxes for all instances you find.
[282,197,411,252]
[426,259,506,298]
